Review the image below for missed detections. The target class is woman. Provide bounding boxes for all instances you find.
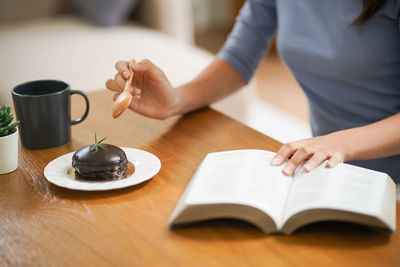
[106,0,400,185]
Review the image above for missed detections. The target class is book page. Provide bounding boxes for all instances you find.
[185,150,292,224]
[282,162,394,224]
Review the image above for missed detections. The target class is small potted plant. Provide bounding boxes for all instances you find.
[0,104,20,174]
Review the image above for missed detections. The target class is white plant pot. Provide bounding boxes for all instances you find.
[0,129,18,174]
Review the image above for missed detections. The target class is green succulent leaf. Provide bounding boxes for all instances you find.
[0,114,13,127]
[0,105,8,114]
[4,106,10,116]
[0,108,9,121]
[0,105,19,137]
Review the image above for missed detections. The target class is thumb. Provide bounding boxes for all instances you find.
[326,152,344,168]
[130,59,162,75]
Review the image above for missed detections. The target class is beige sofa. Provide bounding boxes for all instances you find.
[0,0,211,105]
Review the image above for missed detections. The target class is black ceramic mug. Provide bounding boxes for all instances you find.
[12,80,89,149]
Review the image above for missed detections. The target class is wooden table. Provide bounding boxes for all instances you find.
[1,90,399,267]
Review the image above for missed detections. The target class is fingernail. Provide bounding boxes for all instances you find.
[270,155,283,166]
[283,164,294,175]
[326,160,338,168]
[303,162,314,172]
[123,71,129,78]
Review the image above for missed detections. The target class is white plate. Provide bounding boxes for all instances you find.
[44,147,161,191]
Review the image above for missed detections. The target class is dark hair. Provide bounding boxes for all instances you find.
[352,0,388,24]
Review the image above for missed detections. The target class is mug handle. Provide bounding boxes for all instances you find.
[70,90,90,125]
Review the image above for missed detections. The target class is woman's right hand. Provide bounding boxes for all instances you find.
[106,59,179,119]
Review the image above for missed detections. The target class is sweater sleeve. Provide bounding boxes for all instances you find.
[217,0,277,83]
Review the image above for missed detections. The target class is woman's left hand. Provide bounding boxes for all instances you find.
[270,133,350,176]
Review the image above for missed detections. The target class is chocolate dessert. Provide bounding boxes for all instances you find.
[72,144,128,181]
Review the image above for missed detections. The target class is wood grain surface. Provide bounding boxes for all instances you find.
[0,90,399,267]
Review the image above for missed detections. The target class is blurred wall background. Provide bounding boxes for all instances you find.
[193,0,244,54]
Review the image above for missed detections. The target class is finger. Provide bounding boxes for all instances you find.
[128,94,140,111]
[115,61,130,79]
[106,79,122,93]
[131,59,151,71]
[129,86,140,94]
[132,68,144,86]
[128,59,137,70]
[115,74,126,89]
[303,150,329,172]
[131,59,166,88]
[326,152,344,168]
[270,142,300,166]
[113,93,119,101]
[282,147,311,176]
[131,59,162,76]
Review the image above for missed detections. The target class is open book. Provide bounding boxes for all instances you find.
[168,150,396,234]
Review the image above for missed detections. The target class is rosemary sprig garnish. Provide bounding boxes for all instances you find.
[90,133,107,151]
